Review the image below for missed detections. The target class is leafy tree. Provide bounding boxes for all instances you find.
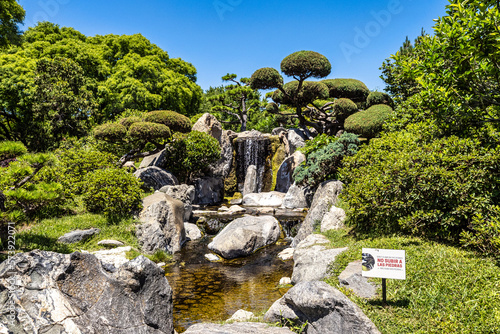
[208,74,261,131]
[0,0,25,48]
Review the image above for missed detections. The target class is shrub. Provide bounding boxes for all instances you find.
[272,81,329,105]
[93,123,128,142]
[298,133,337,157]
[144,110,192,133]
[332,98,358,121]
[82,168,143,218]
[344,104,393,138]
[0,141,27,161]
[366,91,393,108]
[128,122,171,142]
[322,78,370,102]
[460,206,500,257]
[164,131,221,182]
[280,51,332,79]
[119,116,143,128]
[250,67,284,90]
[293,132,359,188]
[340,129,500,245]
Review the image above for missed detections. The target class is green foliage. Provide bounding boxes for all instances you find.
[293,132,359,188]
[93,123,128,142]
[461,206,500,257]
[280,51,331,80]
[250,67,284,90]
[366,91,393,108]
[297,133,337,156]
[344,104,393,139]
[340,129,500,244]
[128,122,171,143]
[0,0,25,48]
[0,141,27,161]
[164,131,221,183]
[321,78,370,102]
[82,168,143,219]
[332,98,358,121]
[119,116,142,128]
[272,81,329,106]
[144,110,191,133]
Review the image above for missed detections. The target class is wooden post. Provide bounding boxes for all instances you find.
[382,278,387,305]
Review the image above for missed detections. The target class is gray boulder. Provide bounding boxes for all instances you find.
[136,193,186,254]
[292,180,343,247]
[184,222,203,241]
[281,183,308,209]
[287,128,307,154]
[338,260,378,299]
[242,191,286,207]
[264,281,380,334]
[183,322,294,334]
[292,234,347,284]
[134,166,178,191]
[193,176,224,206]
[243,165,258,196]
[321,206,346,232]
[139,149,168,169]
[275,151,306,193]
[271,127,287,136]
[57,228,100,244]
[0,250,174,334]
[208,216,281,259]
[97,239,125,248]
[159,184,195,221]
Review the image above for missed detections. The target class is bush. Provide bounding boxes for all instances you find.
[82,168,143,218]
[164,131,221,182]
[340,129,500,245]
[128,122,171,142]
[250,67,284,90]
[322,78,370,102]
[93,123,128,142]
[460,206,500,257]
[366,91,393,108]
[144,110,192,133]
[332,98,358,121]
[119,116,142,128]
[272,81,329,105]
[293,132,359,188]
[0,141,27,161]
[298,133,337,156]
[280,51,332,79]
[344,104,393,138]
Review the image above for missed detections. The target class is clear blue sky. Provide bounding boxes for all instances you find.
[19,0,449,92]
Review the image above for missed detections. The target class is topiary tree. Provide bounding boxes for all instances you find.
[366,91,394,108]
[251,51,334,136]
[344,104,393,139]
[321,78,370,104]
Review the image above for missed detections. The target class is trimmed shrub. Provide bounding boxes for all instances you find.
[322,78,370,102]
[144,110,192,133]
[293,132,359,188]
[344,104,393,138]
[82,168,143,218]
[340,129,500,245]
[250,67,284,90]
[367,91,393,108]
[332,98,358,121]
[272,81,329,105]
[93,123,127,142]
[280,51,331,79]
[128,122,171,143]
[119,116,142,128]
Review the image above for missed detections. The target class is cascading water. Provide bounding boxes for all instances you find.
[234,133,272,193]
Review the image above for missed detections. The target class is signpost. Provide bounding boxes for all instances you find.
[362,248,406,304]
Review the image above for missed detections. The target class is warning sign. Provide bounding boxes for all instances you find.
[362,248,406,280]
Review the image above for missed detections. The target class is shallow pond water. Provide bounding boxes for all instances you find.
[164,236,293,333]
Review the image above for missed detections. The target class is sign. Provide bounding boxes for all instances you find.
[362,248,406,280]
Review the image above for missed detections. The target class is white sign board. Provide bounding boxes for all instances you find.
[362,248,406,280]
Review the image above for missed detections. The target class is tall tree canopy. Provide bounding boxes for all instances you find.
[0,0,25,48]
[0,22,202,151]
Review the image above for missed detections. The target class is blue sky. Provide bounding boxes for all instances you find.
[19,0,450,92]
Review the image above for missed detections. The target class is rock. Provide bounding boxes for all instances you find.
[192,113,223,142]
[159,184,196,221]
[57,228,100,244]
[292,180,343,247]
[228,205,246,214]
[90,246,132,270]
[123,160,137,171]
[208,216,281,259]
[185,223,203,241]
[228,309,256,322]
[230,198,243,205]
[281,183,308,209]
[295,234,330,249]
[279,277,292,285]
[134,166,178,191]
[193,176,224,206]
[0,250,174,334]
[204,253,221,262]
[321,206,346,232]
[339,260,378,299]
[97,239,125,248]
[183,322,294,334]
[204,218,226,235]
[287,128,307,154]
[271,127,287,136]
[243,165,258,196]
[218,205,230,212]
[278,248,294,261]
[136,192,186,254]
[264,281,380,334]
[139,149,168,169]
[275,151,306,193]
[242,191,286,207]
[292,234,347,284]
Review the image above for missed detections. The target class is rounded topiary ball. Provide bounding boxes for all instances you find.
[281,51,331,79]
[93,123,128,142]
[250,67,284,90]
[344,104,393,139]
[322,78,370,103]
[128,122,171,142]
[366,91,393,108]
[144,110,192,133]
[333,98,358,121]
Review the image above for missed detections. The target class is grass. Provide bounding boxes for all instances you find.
[322,229,500,334]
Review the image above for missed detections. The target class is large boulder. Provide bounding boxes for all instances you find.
[136,192,186,254]
[57,228,100,244]
[320,206,346,232]
[193,176,224,206]
[287,128,307,154]
[159,184,195,221]
[275,151,306,193]
[291,234,347,284]
[242,191,286,207]
[0,250,174,334]
[208,216,281,259]
[183,322,294,334]
[264,281,380,334]
[134,166,178,191]
[281,183,308,209]
[139,149,168,169]
[292,180,343,247]
[192,113,223,142]
[338,260,378,299]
